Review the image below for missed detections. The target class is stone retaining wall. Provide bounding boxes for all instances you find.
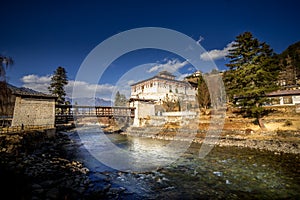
[12,97,55,127]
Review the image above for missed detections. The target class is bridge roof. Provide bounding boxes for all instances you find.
[56,104,135,109]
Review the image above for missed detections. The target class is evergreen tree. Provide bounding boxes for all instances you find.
[277,41,300,85]
[48,66,68,104]
[224,32,280,128]
[185,72,211,112]
[114,91,127,106]
[196,73,211,111]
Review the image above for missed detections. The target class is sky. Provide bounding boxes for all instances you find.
[1,0,300,101]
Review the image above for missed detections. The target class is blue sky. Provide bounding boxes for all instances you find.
[1,0,300,100]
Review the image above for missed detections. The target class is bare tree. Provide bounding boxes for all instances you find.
[0,55,14,82]
[0,55,14,121]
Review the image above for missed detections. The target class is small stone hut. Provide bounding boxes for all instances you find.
[0,83,57,127]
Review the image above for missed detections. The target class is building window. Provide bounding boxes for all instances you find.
[271,97,280,105]
[283,96,292,104]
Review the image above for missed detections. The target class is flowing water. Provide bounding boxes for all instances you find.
[65,126,300,199]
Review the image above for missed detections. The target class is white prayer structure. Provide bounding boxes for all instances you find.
[130,71,196,103]
[129,71,197,126]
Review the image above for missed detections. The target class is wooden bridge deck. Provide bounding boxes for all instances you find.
[55,105,135,124]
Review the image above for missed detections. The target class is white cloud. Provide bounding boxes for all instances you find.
[20,74,116,100]
[200,41,236,61]
[67,80,116,100]
[177,73,192,81]
[127,80,136,86]
[112,79,140,99]
[21,74,51,84]
[147,59,189,73]
[21,74,52,94]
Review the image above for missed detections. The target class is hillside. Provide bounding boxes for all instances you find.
[277,41,300,86]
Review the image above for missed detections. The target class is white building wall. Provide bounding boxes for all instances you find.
[292,95,300,104]
[130,73,197,126]
[131,78,196,102]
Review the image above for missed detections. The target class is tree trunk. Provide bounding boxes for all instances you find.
[258,117,267,130]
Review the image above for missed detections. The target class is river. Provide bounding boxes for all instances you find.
[64,125,300,199]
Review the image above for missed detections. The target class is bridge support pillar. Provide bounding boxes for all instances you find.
[130,100,155,127]
[132,101,140,127]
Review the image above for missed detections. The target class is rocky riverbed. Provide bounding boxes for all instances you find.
[66,127,300,200]
[0,126,299,200]
[0,129,116,200]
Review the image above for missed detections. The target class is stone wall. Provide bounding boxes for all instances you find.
[12,97,55,127]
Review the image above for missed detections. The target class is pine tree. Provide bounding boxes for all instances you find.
[224,32,280,128]
[114,91,127,106]
[48,66,68,104]
[277,41,300,85]
[196,73,211,111]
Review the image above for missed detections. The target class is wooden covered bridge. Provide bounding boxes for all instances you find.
[55,105,135,124]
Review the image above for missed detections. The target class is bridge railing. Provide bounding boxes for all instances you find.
[55,105,135,118]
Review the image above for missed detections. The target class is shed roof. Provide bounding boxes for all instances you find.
[6,83,57,99]
[267,89,300,97]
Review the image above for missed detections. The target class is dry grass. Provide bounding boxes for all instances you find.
[197,108,300,141]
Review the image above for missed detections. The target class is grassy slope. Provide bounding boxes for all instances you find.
[197,107,300,143]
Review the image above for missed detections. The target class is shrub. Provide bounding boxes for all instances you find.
[283,120,293,126]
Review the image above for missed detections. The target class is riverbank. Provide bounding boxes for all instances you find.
[0,128,110,200]
[202,110,300,154]
[124,127,300,155]
[197,130,300,155]
[124,110,300,155]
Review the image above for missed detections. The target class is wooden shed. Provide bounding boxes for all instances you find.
[0,82,57,128]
